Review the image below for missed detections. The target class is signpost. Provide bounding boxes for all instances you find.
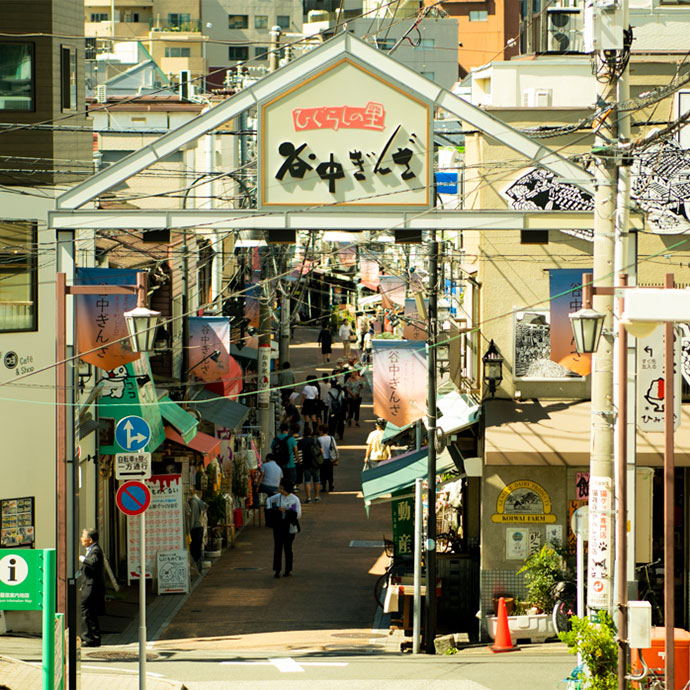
[115,453,152,480]
[0,548,59,689]
[115,415,151,453]
[116,481,151,690]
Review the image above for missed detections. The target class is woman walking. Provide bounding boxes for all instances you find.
[327,378,346,440]
[300,375,321,434]
[266,479,302,578]
[317,322,333,363]
[317,425,338,493]
[344,369,364,427]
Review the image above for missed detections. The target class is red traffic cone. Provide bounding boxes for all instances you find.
[489,596,520,653]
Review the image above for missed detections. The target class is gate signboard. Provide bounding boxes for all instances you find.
[259,59,432,209]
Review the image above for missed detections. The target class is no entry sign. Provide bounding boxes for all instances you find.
[116,481,151,516]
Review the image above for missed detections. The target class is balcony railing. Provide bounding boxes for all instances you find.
[149,18,201,32]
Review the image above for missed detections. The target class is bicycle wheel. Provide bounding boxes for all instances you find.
[552,596,577,634]
[374,562,409,608]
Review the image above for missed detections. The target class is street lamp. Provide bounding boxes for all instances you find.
[569,307,606,354]
[482,340,504,397]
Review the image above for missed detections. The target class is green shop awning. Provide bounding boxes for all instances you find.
[361,447,458,506]
[187,388,250,430]
[425,390,481,435]
[382,419,418,444]
[159,396,198,444]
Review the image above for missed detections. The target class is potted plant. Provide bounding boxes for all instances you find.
[204,493,227,553]
[517,544,568,613]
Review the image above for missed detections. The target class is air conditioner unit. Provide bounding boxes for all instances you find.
[546,7,584,53]
[522,87,553,107]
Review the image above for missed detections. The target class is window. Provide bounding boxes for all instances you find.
[469,10,488,21]
[89,13,109,22]
[421,71,435,81]
[375,38,395,51]
[521,230,549,244]
[254,46,268,60]
[165,47,191,58]
[228,14,249,29]
[167,13,190,28]
[60,47,77,111]
[415,38,435,49]
[228,46,249,61]
[276,15,290,29]
[0,43,33,111]
[0,221,37,332]
[124,12,140,23]
[255,15,268,29]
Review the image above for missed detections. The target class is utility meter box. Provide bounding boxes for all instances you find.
[583,0,624,52]
[628,600,652,649]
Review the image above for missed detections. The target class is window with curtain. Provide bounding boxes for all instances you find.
[0,221,37,332]
[0,43,33,111]
[228,14,249,29]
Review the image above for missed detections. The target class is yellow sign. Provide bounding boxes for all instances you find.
[491,480,557,524]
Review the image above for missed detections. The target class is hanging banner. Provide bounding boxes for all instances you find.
[372,340,426,426]
[403,298,427,341]
[588,475,612,609]
[549,268,592,376]
[244,284,261,329]
[379,275,406,310]
[188,317,240,391]
[360,257,380,291]
[259,59,431,208]
[336,243,357,269]
[127,474,184,581]
[75,267,141,371]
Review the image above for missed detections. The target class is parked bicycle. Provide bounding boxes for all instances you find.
[374,537,414,609]
[636,559,664,626]
[551,577,580,634]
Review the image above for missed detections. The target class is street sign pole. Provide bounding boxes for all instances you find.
[139,510,146,690]
[42,548,56,690]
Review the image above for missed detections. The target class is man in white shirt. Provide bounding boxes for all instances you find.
[338,321,353,358]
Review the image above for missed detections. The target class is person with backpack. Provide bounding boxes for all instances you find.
[327,378,346,440]
[297,427,323,504]
[317,424,338,494]
[271,422,297,485]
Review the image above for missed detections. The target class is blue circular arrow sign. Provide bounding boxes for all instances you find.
[116,481,151,516]
[115,415,151,452]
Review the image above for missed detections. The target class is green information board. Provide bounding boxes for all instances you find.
[391,490,415,556]
[0,549,44,610]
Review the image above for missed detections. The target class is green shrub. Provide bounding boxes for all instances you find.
[517,544,567,612]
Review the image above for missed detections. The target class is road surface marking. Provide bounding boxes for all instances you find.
[220,659,349,672]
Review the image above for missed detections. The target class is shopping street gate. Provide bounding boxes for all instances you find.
[0,548,62,689]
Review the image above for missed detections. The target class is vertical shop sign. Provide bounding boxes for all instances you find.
[391,491,414,556]
[588,476,612,609]
[568,500,588,556]
[127,475,184,582]
[575,472,589,500]
[637,326,681,432]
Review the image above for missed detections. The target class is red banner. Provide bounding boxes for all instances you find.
[188,317,242,398]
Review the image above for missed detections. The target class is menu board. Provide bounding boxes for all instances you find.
[1,497,35,547]
[127,475,184,581]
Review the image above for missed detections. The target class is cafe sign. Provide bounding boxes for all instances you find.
[259,58,432,209]
[491,480,557,523]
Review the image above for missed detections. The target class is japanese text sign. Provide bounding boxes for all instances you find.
[260,59,431,208]
[0,549,44,610]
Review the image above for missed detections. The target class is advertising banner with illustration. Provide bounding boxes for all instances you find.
[188,317,242,399]
[372,340,426,426]
[75,267,141,371]
[98,353,164,454]
[127,475,184,581]
[359,257,380,291]
[549,268,592,376]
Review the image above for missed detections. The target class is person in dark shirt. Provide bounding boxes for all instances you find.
[79,528,105,647]
[317,322,333,363]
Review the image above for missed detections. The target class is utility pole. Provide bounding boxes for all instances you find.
[278,247,291,365]
[269,26,281,74]
[425,231,438,654]
[257,248,273,457]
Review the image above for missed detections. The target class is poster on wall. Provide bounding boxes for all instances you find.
[127,475,185,581]
[505,527,528,560]
[0,496,35,547]
[514,311,550,378]
[588,475,612,609]
[157,550,189,595]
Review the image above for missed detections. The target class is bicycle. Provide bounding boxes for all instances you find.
[436,530,463,554]
[637,559,664,626]
[552,577,580,634]
[374,537,414,609]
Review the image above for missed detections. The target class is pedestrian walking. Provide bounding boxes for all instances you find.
[188,490,208,574]
[327,378,346,440]
[344,369,365,427]
[271,422,298,485]
[277,361,296,406]
[317,424,338,493]
[298,427,323,503]
[79,528,105,647]
[290,422,303,491]
[258,453,283,497]
[300,375,321,434]
[317,322,333,363]
[364,417,391,469]
[266,479,302,578]
[362,327,374,365]
[338,320,353,358]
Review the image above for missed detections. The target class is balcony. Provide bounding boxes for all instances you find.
[150,18,201,32]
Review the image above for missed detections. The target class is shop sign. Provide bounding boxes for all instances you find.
[259,59,431,209]
[391,491,414,556]
[588,475,612,609]
[491,480,556,524]
[636,326,681,432]
[0,549,43,610]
